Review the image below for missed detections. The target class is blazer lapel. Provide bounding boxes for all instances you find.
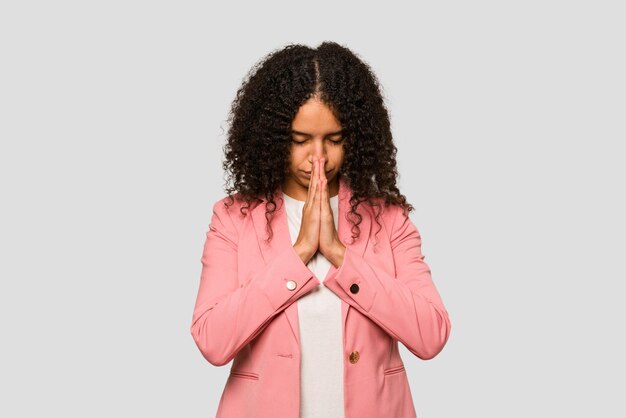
[250,175,372,346]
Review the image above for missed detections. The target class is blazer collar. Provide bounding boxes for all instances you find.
[249,174,372,345]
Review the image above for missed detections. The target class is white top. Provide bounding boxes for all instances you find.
[282,191,345,418]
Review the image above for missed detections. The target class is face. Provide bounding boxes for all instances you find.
[282,97,345,201]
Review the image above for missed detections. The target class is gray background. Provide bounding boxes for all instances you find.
[1,1,624,417]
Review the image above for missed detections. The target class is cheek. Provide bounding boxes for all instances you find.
[288,148,306,167]
[331,148,345,166]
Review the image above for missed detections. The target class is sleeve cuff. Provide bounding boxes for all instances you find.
[252,244,321,311]
[322,245,377,312]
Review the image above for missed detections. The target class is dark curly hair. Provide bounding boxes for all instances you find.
[219,41,414,245]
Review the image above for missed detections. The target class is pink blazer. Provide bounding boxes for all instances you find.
[190,176,451,418]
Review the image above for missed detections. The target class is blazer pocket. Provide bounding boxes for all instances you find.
[383,365,406,376]
[229,370,260,380]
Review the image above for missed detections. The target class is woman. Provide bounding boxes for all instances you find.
[190,41,451,418]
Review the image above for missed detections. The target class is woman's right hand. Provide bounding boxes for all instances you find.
[293,156,323,265]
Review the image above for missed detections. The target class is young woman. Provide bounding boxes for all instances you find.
[190,41,451,418]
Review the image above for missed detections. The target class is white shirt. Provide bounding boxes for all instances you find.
[282,191,345,418]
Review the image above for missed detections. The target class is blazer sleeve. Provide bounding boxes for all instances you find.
[190,199,321,366]
[323,205,451,360]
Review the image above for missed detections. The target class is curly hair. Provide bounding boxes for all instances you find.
[219,41,414,245]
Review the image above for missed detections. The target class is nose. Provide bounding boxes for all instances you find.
[308,142,328,166]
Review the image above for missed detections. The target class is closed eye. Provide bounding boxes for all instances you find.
[291,137,344,145]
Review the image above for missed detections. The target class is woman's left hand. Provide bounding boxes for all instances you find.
[318,157,346,267]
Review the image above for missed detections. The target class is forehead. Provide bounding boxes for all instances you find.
[290,98,342,134]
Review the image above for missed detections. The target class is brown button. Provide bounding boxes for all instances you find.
[349,283,359,294]
[349,351,360,364]
[286,280,297,291]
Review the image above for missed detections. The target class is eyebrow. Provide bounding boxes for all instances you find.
[290,129,344,137]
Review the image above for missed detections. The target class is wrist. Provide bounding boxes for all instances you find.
[327,242,346,268]
[293,243,315,264]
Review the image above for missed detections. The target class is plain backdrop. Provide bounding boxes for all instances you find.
[1,1,624,417]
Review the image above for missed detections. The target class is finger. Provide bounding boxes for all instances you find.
[310,157,319,208]
[314,162,321,206]
[308,156,319,203]
[319,157,328,206]
[306,156,316,205]
[315,155,319,180]
[321,159,329,213]
[321,172,328,213]
[314,164,320,200]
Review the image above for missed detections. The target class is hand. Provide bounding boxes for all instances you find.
[293,156,322,264]
[318,157,346,267]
